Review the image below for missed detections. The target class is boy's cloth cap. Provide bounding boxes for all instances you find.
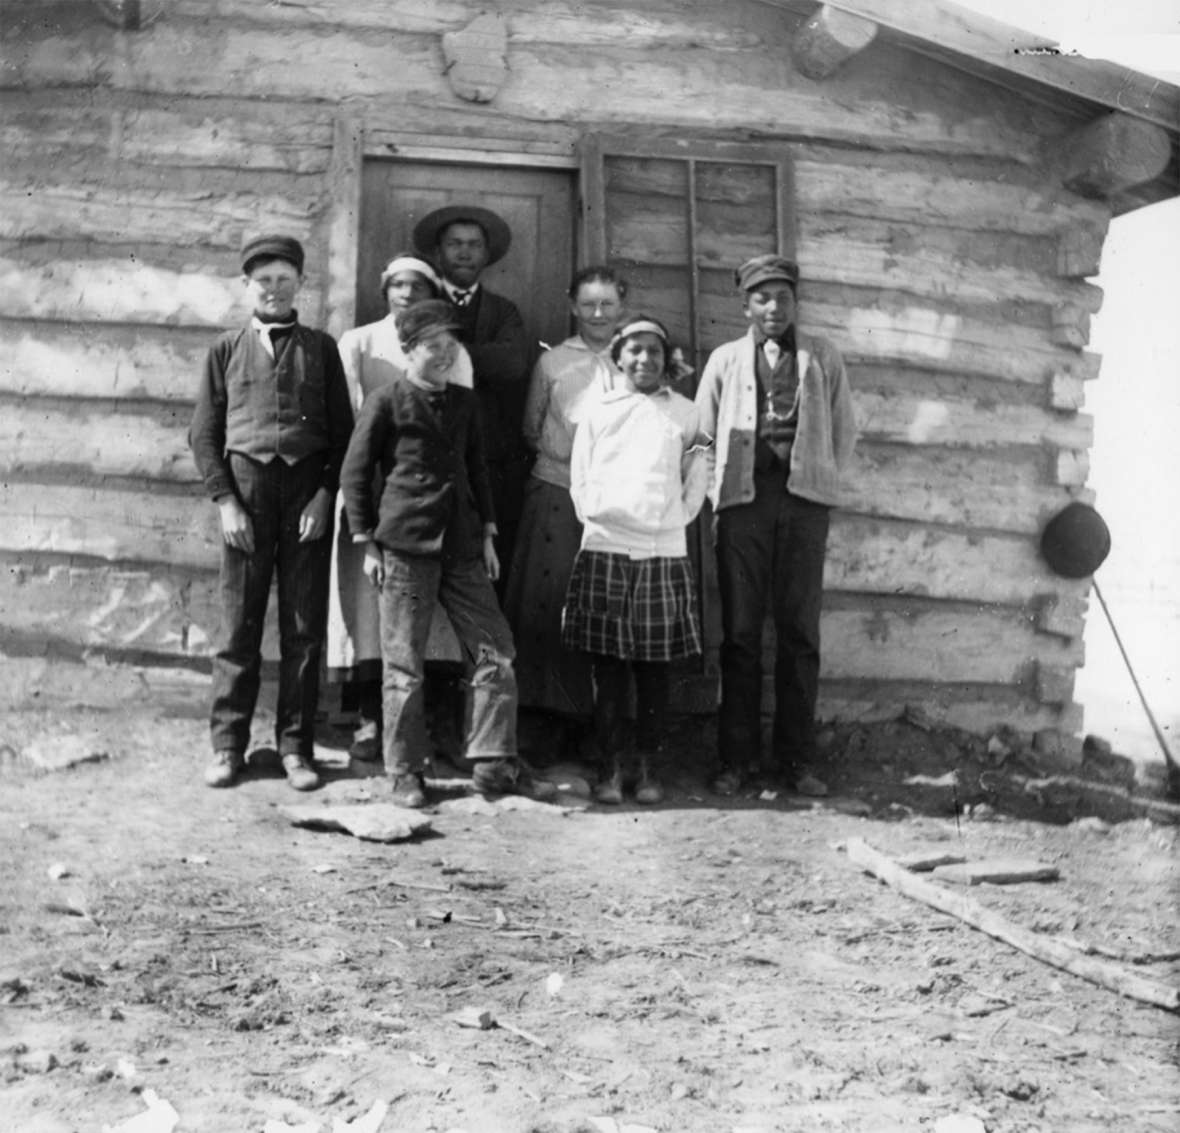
[735,254,799,291]
[241,234,305,275]
[395,299,461,347]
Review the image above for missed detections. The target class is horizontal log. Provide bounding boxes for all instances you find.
[819,603,1080,685]
[0,401,198,483]
[794,158,1112,238]
[0,254,324,329]
[0,319,211,401]
[0,652,210,715]
[0,482,219,569]
[0,94,335,173]
[0,558,224,658]
[607,198,1103,312]
[0,21,1056,162]
[163,0,773,49]
[0,178,321,248]
[825,516,1077,605]
[854,389,1093,451]
[818,680,1081,737]
[846,445,1081,534]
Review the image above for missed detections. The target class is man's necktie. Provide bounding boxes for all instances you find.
[453,290,472,308]
[764,340,781,370]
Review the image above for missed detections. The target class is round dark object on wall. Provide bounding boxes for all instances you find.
[1040,502,1111,578]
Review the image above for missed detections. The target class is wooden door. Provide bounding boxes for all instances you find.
[356,160,576,348]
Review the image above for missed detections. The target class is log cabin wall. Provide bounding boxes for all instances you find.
[1,0,1168,742]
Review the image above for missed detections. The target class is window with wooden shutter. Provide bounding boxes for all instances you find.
[579,134,797,377]
[579,135,797,705]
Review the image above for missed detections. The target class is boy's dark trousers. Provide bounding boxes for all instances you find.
[715,464,831,777]
[210,453,331,758]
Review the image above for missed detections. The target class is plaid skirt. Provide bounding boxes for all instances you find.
[561,550,703,662]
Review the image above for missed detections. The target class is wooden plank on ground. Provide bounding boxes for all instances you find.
[845,837,1180,1012]
[932,860,1061,885]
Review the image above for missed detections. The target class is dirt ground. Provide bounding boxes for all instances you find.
[1,702,1178,1133]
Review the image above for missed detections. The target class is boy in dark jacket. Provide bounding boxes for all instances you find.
[339,300,554,808]
[190,234,353,791]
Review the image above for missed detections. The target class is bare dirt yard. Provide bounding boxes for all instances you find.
[2,700,1178,1133]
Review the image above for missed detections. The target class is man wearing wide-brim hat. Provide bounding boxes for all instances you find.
[413,204,533,591]
[695,254,857,799]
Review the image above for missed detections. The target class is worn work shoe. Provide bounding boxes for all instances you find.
[792,771,829,798]
[282,753,321,792]
[471,758,558,802]
[204,750,244,788]
[389,771,428,809]
[635,759,665,806]
[593,765,624,806]
[349,721,382,763]
[711,767,743,797]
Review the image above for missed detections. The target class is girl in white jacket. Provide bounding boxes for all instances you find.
[561,316,712,805]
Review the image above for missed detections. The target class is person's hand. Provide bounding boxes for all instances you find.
[218,496,254,553]
[483,533,500,582]
[363,543,384,588]
[299,488,332,542]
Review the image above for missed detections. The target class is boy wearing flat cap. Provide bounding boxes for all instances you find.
[191,234,353,792]
[340,300,555,807]
[695,254,857,798]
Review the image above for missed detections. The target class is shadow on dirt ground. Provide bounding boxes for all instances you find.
[1,704,1177,1133]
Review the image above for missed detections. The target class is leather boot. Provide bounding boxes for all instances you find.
[594,756,624,805]
[634,754,664,805]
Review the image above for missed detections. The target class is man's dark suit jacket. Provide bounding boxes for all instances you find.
[452,286,533,464]
[339,375,494,559]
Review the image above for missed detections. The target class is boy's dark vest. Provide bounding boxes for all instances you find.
[223,325,332,464]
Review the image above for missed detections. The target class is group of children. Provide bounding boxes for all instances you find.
[191,234,855,807]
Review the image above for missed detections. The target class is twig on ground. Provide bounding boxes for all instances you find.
[497,1018,550,1049]
[345,877,451,895]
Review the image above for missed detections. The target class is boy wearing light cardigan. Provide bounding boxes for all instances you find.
[695,255,857,798]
